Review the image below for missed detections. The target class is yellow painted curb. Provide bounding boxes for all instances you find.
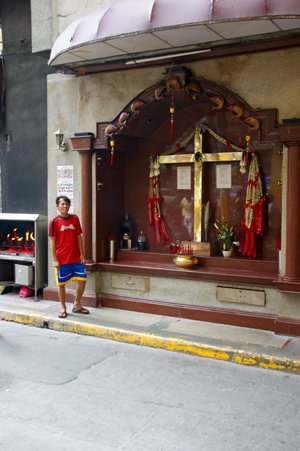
[0,310,45,327]
[50,320,300,374]
[2,310,300,374]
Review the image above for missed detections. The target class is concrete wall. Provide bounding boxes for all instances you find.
[31,0,120,55]
[47,46,300,138]
[46,45,300,315]
[0,0,55,215]
[31,0,53,55]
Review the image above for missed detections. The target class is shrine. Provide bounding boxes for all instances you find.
[44,0,300,336]
[48,71,285,326]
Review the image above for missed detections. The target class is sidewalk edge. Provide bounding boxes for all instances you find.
[1,310,300,374]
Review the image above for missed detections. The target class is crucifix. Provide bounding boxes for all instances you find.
[159,129,242,255]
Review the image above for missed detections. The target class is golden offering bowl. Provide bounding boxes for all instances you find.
[173,254,198,269]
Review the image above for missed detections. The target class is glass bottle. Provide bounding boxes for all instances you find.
[137,231,145,250]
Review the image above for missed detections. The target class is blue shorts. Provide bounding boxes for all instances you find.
[55,262,87,286]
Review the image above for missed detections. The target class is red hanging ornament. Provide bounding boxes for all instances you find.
[110,138,115,165]
[170,101,175,134]
[245,132,251,162]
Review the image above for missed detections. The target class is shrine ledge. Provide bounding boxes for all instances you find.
[1,293,300,375]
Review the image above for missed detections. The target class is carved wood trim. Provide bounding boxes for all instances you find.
[98,260,277,287]
[94,122,110,149]
[254,109,280,143]
[70,135,94,152]
[278,123,300,142]
[274,278,300,294]
[95,77,280,147]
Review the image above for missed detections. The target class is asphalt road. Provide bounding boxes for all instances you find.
[1,321,300,451]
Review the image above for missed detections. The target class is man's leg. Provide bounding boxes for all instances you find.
[58,284,67,316]
[73,280,88,312]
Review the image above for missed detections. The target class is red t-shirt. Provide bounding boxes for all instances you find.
[48,215,82,265]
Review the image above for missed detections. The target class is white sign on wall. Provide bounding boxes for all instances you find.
[177,166,191,190]
[216,164,232,189]
[57,165,74,213]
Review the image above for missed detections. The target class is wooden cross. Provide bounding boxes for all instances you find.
[159,130,242,243]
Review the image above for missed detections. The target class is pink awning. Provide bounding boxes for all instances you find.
[48,0,300,67]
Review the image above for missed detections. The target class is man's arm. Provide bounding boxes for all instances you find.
[50,236,60,268]
[77,234,86,266]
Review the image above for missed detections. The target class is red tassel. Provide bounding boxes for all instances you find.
[147,199,154,227]
[111,153,114,165]
[160,217,169,245]
[253,205,259,236]
[257,197,265,237]
[242,228,250,256]
[171,122,173,134]
[249,222,256,258]
[154,213,161,243]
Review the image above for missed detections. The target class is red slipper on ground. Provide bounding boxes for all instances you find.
[72,308,89,314]
[58,311,67,318]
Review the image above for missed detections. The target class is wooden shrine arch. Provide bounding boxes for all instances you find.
[94,71,279,149]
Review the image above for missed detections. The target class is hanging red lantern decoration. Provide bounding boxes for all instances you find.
[170,101,175,134]
[110,138,115,165]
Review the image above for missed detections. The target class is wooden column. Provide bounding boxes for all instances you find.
[278,124,300,281]
[70,135,97,270]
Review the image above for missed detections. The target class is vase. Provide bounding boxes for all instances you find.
[222,249,232,258]
[173,254,198,269]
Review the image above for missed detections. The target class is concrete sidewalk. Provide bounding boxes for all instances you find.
[1,291,300,375]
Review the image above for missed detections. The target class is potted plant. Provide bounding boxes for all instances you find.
[214,218,240,257]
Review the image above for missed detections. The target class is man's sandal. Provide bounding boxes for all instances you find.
[72,307,89,314]
[58,311,67,318]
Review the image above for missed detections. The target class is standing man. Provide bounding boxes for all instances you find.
[49,196,89,318]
